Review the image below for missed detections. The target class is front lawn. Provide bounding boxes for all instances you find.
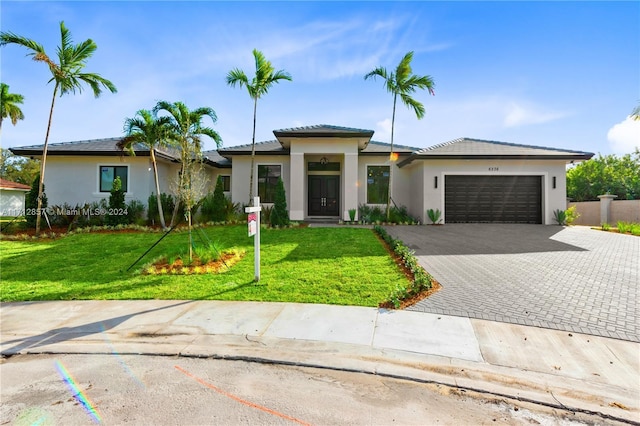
[0,226,407,306]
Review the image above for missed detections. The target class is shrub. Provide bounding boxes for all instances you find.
[25,173,47,229]
[602,222,611,231]
[126,199,146,225]
[374,225,434,308]
[359,204,385,224]
[553,209,567,226]
[348,208,357,222]
[224,198,241,222]
[200,177,227,222]
[426,208,442,225]
[261,205,273,225]
[148,192,178,226]
[565,205,580,225]
[389,205,416,224]
[270,177,290,227]
[106,176,127,226]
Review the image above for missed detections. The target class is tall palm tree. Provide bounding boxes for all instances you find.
[0,83,25,135]
[119,109,173,229]
[226,49,292,205]
[365,51,435,220]
[1,21,117,235]
[154,101,222,259]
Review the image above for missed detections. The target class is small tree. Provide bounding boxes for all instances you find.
[211,176,227,222]
[25,173,46,228]
[270,177,289,227]
[106,176,126,226]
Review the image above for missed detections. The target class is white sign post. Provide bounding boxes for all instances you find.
[244,196,262,282]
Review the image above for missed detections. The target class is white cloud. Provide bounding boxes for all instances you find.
[503,102,569,127]
[607,117,640,154]
[376,118,393,141]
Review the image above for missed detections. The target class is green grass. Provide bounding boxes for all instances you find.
[0,225,407,306]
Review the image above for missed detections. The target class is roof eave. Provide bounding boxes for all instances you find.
[398,153,594,167]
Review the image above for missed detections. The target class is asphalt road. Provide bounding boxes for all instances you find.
[1,354,617,425]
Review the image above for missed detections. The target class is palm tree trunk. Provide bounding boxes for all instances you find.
[35,84,58,235]
[150,148,167,229]
[249,97,257,205]
[386,94,397,221]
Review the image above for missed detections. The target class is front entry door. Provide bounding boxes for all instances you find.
[308,176,339,216]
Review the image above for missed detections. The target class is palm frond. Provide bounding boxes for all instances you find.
[399,93,425,119]
[0,31,46,55]
[364,66,388,81]
[226,68,249,88]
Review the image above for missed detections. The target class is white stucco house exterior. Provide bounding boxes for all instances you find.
[0,178,31,217]
[10,124,593,224]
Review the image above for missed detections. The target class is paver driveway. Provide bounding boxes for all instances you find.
[384,225,639,342]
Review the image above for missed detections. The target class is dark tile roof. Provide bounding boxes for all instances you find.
[361,140,417,154]
[273,124,374,138]
[9,137,182,160]
[398,137,594,167]
[202,150,232,167]
[218,140,287,155]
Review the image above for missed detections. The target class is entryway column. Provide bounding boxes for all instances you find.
[290,153,304,220]
[343,153,358,221]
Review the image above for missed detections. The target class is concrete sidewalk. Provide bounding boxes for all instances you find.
[1,300,638,423]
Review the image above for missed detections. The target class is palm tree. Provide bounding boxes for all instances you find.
[154,101,222,260]
[0,21,117,235]
[365,51,435,220]
[119,109,173,229]
[226,49,292,205]
[0,83,25,135]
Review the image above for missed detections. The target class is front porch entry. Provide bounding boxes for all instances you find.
[308,175,339,216]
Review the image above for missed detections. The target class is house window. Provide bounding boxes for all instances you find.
[220,175,231,192]
[258,165,281,203]
[100,166,128,192]
[367,165,389,204]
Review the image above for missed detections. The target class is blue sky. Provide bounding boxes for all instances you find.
[1,1,638,155]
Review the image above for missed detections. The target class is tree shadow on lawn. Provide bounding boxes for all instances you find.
[1,300,193,355]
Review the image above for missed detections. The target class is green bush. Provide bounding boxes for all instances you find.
[359,204,385,224]
[553,209,567,226]
[148,192,178,226]
[270,178,290,227]
[200,176,227,222]
[106,176,127,226]
[426,208,442,224]
[348,208,357,222]
[126,199,146,225]
[25,173,47,229]
[374,225,434,308]
[565,205,580,225]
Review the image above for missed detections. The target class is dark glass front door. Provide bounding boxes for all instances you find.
[308,175,339,216]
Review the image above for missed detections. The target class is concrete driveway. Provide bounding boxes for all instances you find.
[384,224,639,342]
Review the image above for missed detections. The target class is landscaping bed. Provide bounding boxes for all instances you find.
[0,225,421,307]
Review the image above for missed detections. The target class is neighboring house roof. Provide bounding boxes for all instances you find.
[202,150,232,167]
[0,178,30,191]
[398,137,594,167]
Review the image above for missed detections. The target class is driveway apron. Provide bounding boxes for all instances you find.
[384,224,639,342]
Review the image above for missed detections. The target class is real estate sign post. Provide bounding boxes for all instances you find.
[245,197,262,281]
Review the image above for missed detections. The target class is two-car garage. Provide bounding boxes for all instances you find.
[444,175,542,224]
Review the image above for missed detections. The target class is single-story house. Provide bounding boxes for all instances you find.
[10,124,593,224]
[0,178,31,216]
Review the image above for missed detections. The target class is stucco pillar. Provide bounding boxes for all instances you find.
[343,153,358,221]
[597,194,617,225]
[289,153,304,221]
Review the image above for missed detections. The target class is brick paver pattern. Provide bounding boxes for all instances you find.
[385,225,639,342]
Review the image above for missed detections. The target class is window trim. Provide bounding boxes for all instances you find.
[256,163,283,204]
[220,175,231,192]
[366,164,390,205]
[98,165,129,193]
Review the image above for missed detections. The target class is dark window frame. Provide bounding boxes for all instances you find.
[220,175,231,192]
[366,165,390,204]
[257,164,281,203]
[99,165,128,192]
